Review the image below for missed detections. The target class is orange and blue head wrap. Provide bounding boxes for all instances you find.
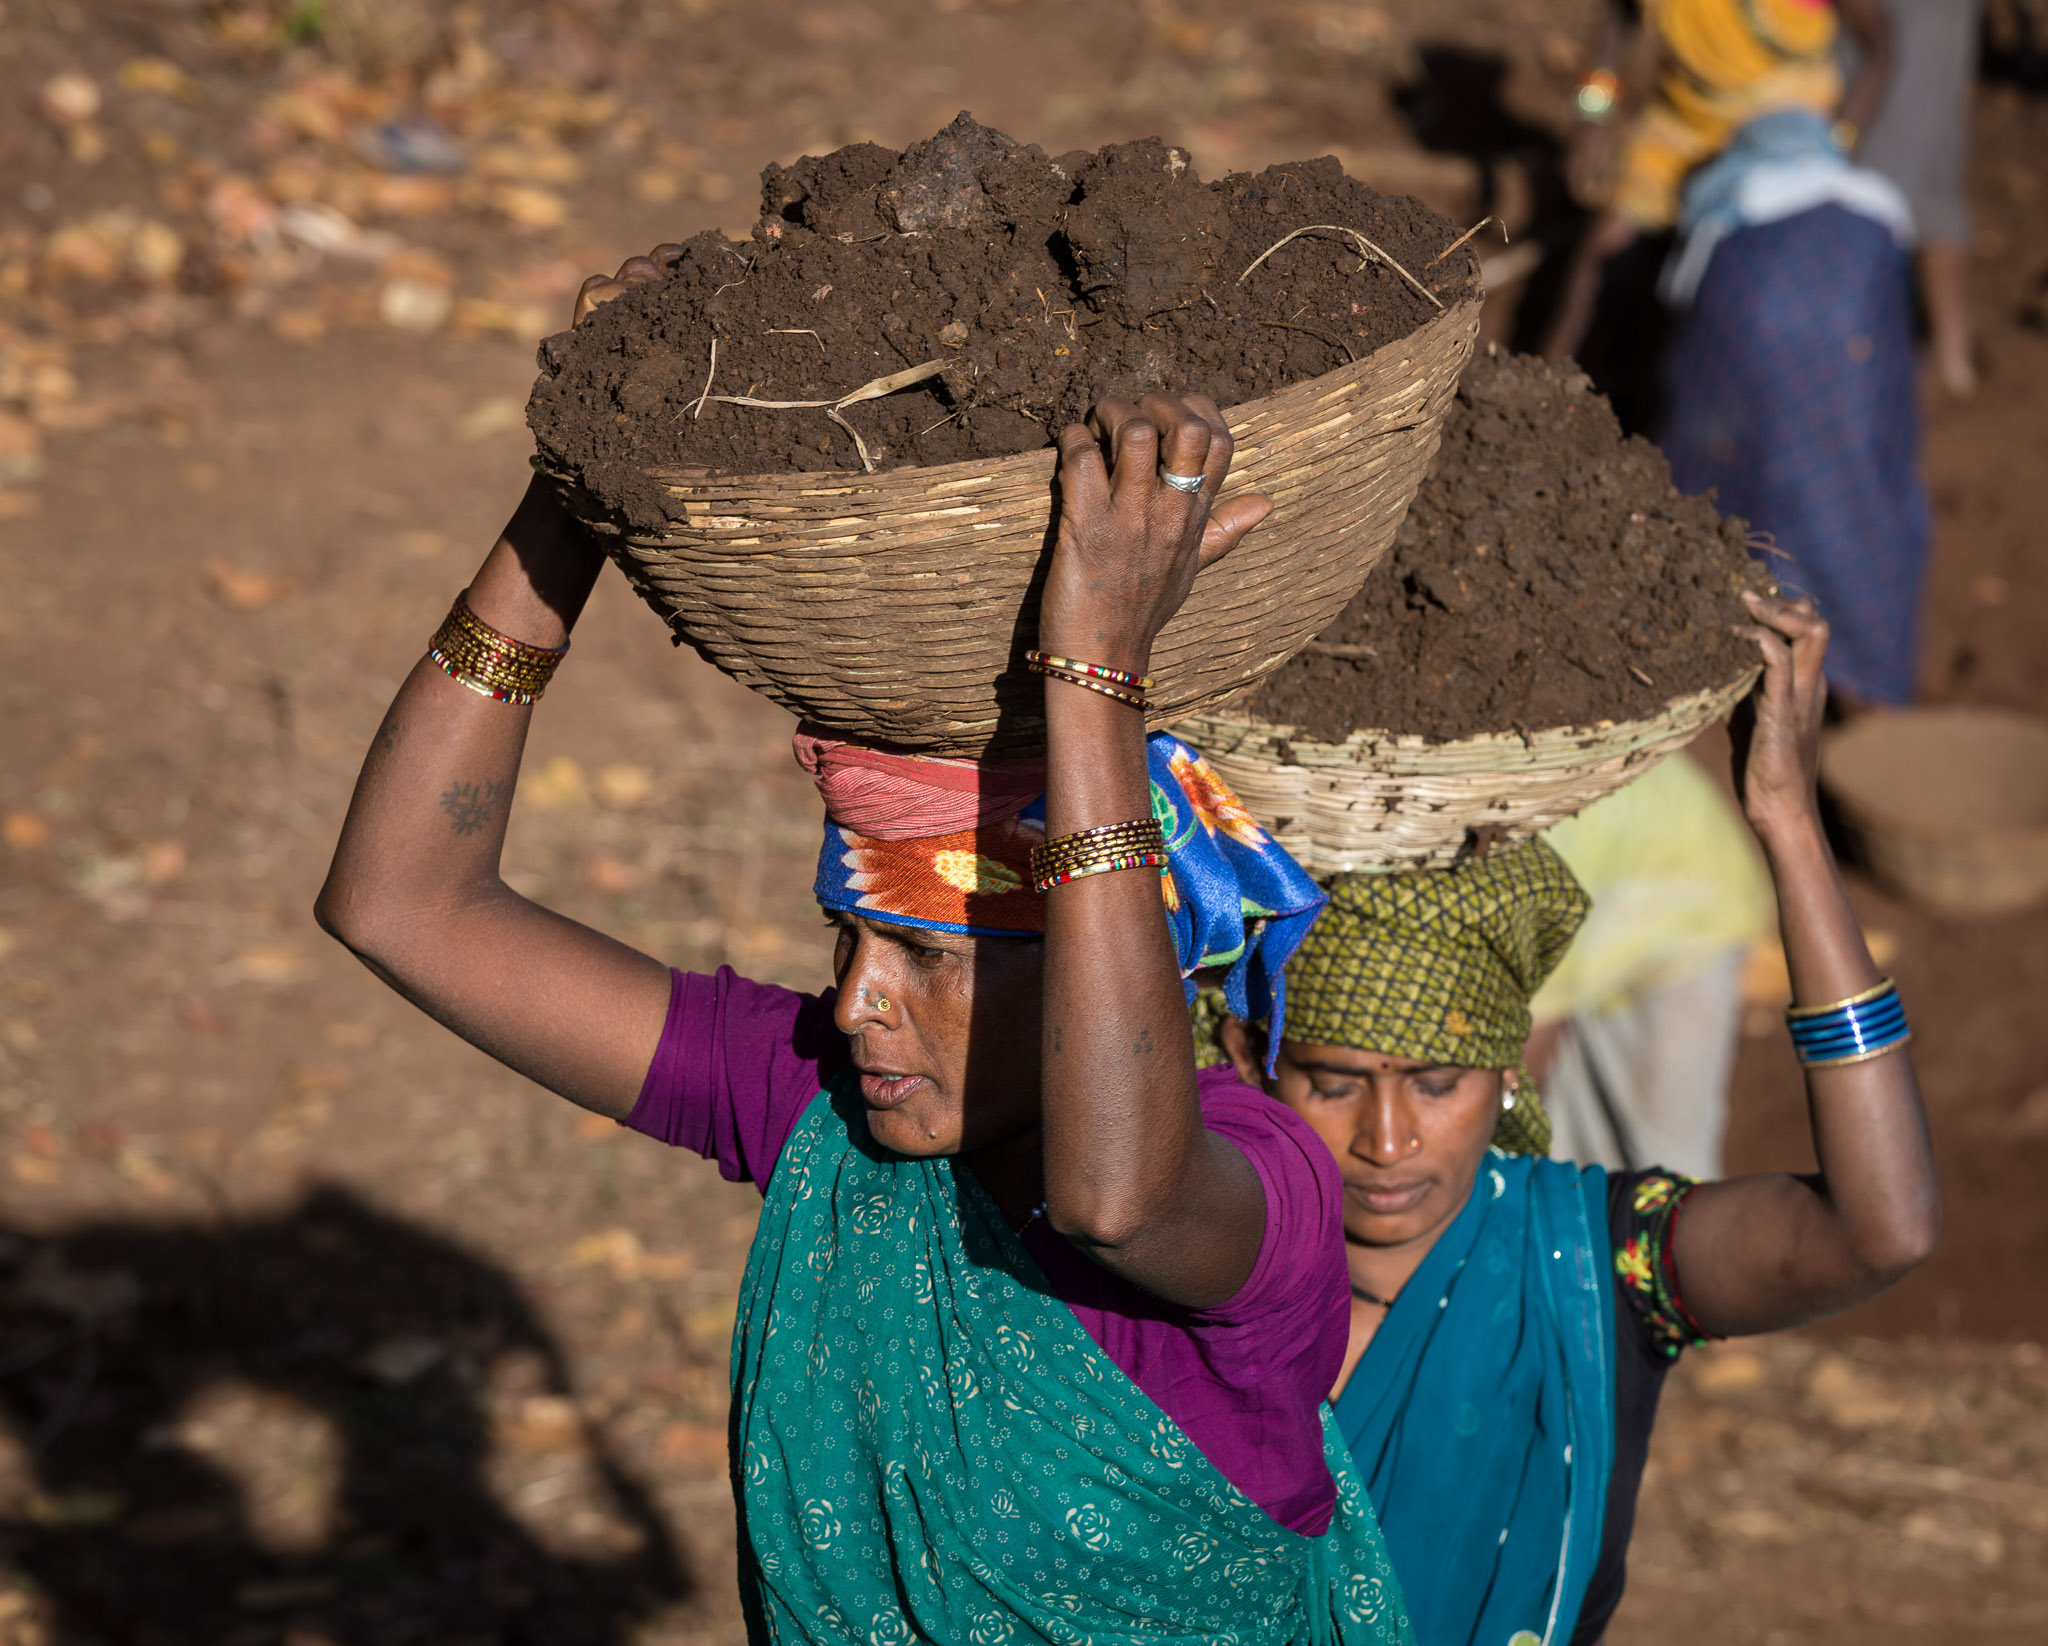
[796,727,1327,1056]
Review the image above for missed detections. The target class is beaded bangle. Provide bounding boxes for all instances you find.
[1030,818,1167,893]
[1031,819,1162,873]
[1035,851,1168,891]
[1024,650,1154,691]
[1785,978,1911,1070]
[432,629,557,690]
[428,591,568,705]
[1033,666,1151,710]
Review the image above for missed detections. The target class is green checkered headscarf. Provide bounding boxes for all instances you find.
[1282,839,1591,1156]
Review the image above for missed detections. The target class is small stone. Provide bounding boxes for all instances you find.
[379,277,452,332]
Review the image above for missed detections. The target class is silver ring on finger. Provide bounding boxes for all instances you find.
[1158,467,1206,494]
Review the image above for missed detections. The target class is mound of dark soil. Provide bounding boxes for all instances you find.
[1249,347,1768,744]
[527,112,1478,529]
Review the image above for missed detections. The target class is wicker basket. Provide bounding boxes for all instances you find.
[538,298,1480,756]
[1176,666,1761,874]
[1820,708,2048,917]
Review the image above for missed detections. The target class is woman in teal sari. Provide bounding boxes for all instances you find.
[1218,597,1939,1645]
[318,249,1410,1643]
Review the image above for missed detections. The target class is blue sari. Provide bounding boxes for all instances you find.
[1332,1154,1613,1646]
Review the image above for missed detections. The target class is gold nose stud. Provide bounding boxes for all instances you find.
[875,997,889,1013]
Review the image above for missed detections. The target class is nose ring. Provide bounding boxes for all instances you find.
[1408,1136,1422,1152]
[874,996,889,1013]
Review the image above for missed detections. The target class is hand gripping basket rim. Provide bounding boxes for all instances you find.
[1174,664,1762,875]
[536,297,1482,757]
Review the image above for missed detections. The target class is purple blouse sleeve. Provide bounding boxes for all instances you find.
[1191,1067,1349,1335]
[621,966,848,1190]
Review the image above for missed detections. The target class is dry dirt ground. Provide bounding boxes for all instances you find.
[1,2,2046,1643]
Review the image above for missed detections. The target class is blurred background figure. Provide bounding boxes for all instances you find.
[1526,755,1773,1180]
[1542,0,1892,367]
[1860,0,1982,396]
[1655,106,1926,709]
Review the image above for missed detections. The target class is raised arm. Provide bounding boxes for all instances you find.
[1035,396,1276,1307]
[315,254,686,1118]
[1667,592,1938,1336]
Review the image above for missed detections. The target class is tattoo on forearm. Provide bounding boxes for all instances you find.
[376,717,401,757]
[1052,1026,1063,1053]
[440,778,508,836]
[1131,1028,1155,1057]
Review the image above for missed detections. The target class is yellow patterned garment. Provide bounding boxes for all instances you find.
[1529,754,1773,1021]
[1613,0,1844,227]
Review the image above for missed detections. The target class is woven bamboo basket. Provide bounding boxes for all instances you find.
[537,297,1480,756]
[1176,665,1760,874]
[1820,708,2048,917]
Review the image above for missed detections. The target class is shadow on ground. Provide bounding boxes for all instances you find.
[0,1186,691,1646]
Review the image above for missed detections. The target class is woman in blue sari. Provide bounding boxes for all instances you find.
[1218,594,1938,1644]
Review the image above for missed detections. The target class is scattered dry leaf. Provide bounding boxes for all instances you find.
[585,854,643,893]
[594,764,654,809]
[2,812,52,851]
[38,72,101,127]
[227,945,311,986]
[524,755,589,810]
[204,558,293,609]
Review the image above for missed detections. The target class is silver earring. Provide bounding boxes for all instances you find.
[1501,1082,1518,1112]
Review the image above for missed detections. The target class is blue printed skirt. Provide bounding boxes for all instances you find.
[1659,204,1930,706]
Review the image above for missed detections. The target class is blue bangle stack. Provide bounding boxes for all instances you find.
[1785,978,1911,1069]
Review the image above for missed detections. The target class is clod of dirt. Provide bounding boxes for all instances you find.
[1248,347,1768,744]
[527,112,1478,530]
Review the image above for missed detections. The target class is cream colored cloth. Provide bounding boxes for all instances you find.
[1532,753,1773,1178]
[1543,952,1747,1178]
[1530,753,1773,1021]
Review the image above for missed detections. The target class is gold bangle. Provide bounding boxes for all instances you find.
[428,592,568,704]
[1799,1032,1913,1072]
[1029,818,1163,866]
[1785,978,1899,1018]
[446,592,568,665]
[439,625,564,685]
[1030,819,1167,892]
[1033,665,1151,710]
[1024,650,1154,690]
[430,626,558,684]
[1034,851,1167,891]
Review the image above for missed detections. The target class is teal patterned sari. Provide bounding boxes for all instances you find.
[730,1080,1415,1646]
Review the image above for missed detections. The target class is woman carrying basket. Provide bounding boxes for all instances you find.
[318,254,1412,1644]
[1214,593,1938,1646]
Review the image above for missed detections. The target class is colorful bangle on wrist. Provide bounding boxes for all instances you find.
[1024,650,1153,690]
[1025,650,1154,710]
[1785,978,1910,1069]
[427,590,568,706]
[1030,819,1168,893]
